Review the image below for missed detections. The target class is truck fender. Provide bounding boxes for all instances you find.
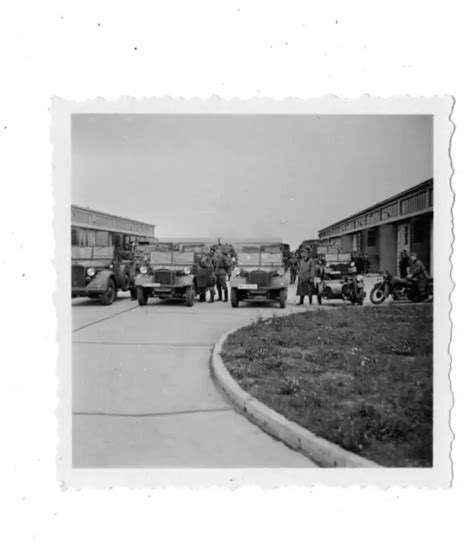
[134,273,153,287]
[87,270,115,291]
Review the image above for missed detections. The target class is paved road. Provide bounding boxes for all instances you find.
[72,287,316,467]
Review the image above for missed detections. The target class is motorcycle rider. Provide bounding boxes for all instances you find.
[408,252,429,301]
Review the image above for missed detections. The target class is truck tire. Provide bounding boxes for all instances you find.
[137,286,148,306]
[100,278,116,306]
[231,288,239,308]
[185,286,195,307]
[279,288,287,309]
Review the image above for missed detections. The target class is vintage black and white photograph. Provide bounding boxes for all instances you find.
[55,98,452,487]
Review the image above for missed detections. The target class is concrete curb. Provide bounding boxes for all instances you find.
[211,327,382,468]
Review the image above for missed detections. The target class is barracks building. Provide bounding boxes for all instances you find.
[318,179,433,275]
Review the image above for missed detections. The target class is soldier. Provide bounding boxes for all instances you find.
[214,250,230,302]
[289,254,298,285]
[313,258,325,305]
[195,254,215,302]
[399,249,410,278]
[297,247,316,305]
[408,252,429,300]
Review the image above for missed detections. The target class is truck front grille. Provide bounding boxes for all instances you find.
[248,270,270,287]
[72,265,85,288]
[154,269,174,285]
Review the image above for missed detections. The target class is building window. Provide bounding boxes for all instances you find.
[367,229,377,247]
[404,224,409,245]
[85,229,96,246]
[95,230,110,246]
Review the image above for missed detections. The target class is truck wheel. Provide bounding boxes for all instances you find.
[185,286,195,307]
[231,288,239,308]
[137,286,148,306]
[279,288,287,309]
[100,278,116,306]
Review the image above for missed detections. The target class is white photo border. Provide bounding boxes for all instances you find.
[53,96,454,488]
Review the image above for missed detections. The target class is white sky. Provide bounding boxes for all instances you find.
[72,114,433,248]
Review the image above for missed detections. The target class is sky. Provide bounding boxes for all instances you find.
[72,114,433,249]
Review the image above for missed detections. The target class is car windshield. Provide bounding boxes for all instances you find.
[71,246,114,260]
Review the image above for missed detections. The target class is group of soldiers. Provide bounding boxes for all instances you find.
[195,246,234,303]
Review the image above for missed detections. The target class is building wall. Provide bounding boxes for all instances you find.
[360,229,379,272]
[340,234,353,253]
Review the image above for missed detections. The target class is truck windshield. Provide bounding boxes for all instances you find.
[150,251,195,265]
[237,248,283,267]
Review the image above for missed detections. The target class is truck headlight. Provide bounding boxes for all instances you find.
[86,267,96,276]
[356,275,363,282]
[277,268,284,276]
[234,267,241,276]
[139,266,148,274]
[182,267,191,275]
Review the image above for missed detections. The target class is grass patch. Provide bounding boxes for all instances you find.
[221,305,433,467]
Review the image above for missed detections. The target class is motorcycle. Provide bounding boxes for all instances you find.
[341,272,365,305]
[370,272,433,304]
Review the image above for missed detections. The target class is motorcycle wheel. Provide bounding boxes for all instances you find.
[370,285,386,304]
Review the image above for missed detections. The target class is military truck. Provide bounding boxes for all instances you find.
[229,243,289,308]
[134,244,196,306]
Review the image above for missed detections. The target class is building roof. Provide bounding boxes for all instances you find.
[72,204,155,228]
[318,179,433,236]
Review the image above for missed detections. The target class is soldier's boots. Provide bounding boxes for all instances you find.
[208,289,215,303]
[222,287,228,303]
[216,287,222,301]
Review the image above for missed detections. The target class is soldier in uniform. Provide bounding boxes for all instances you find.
[195,253,216,303]
[214,249,230,302]
[408,252,429,300]
[297,247,316,305]
[399,249,410,278]
[289,254,298,285]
